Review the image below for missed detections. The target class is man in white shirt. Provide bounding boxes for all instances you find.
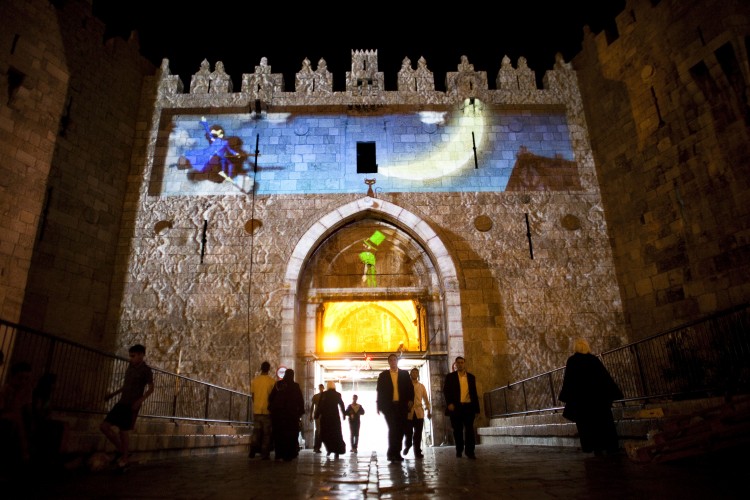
[403,367,431,458]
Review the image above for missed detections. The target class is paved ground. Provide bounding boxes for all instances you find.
[8,444,747,499]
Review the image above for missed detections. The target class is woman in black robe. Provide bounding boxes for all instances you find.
[268,369,305,461]
[314,381,346,458]
[558,338,623,456]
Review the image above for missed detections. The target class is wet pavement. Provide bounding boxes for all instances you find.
[10,443,747,499]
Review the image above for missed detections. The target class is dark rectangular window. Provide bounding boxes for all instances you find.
[357,142,377,173]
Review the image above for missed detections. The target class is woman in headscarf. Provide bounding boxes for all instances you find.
[268,369,305,461]
[314,381,346,458]
[558,338,623,456]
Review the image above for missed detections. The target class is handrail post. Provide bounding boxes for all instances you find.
[228,392,234,421]
[205,385,211,421]
[633,343,646,396]
[172,374,179,419]
[521,381,528,412]
[45,337,56,374]
[547,372,556,407]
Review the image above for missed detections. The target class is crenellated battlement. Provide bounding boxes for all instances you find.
[157,49,578,106]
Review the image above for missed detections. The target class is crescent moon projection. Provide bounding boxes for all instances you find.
[378,110,485,181]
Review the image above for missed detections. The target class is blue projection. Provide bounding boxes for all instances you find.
[162,108,576,196]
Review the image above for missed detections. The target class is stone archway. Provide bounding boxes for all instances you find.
[280,197,463,371]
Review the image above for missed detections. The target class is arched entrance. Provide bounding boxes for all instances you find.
[280,197,463,450]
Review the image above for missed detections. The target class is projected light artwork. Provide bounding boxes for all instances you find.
[160,105,576,196]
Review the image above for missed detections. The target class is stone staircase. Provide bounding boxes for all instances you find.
[478,396,740,450]
[54,396,747,464]
[56,412,252,463]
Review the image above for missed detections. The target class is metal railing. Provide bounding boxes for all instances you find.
[484,304,750,418]
[0,319,252,425]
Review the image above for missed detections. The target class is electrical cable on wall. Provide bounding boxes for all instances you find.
[246,133,261,380]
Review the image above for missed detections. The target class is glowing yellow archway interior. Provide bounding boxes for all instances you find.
[321,300,423,353]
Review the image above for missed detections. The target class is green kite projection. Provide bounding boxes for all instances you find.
[359,230,385,287]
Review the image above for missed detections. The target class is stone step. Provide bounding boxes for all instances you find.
[55,412,252,462]
[478,416,657,447]
[478,396,739,448]
[57,412,251,435]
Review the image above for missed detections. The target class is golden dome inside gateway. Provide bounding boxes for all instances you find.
[321,300,421,354]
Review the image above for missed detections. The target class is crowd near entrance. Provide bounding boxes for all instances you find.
[290,207,465,452]
[312,359,434,454]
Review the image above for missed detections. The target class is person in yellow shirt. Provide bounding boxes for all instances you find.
[249,361,275,460]
[376,353,414,462]
[443,356,480,459]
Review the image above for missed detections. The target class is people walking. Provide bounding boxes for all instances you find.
[309,383,324,453]
[100,344,154,469]
[0,361,33,468]
[558,338,623,456]
[315,381,346,458]
[376,353,414,462]
[443,356,480,459]
[249,361,275,459]
[31,373,69,467]
[344,394,365,453]
[404,367,431,458]
[268,369,305,461]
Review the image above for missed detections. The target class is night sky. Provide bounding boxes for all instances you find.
[91,1,626,91]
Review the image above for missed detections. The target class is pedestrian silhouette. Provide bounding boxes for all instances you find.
[345,394,365,453]
[315,381,346,458]
[558,338,623,456]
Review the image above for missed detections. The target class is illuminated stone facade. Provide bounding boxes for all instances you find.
[120,47,625,445]
[2,0,748,444]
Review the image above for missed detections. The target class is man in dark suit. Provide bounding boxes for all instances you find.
[376,353,414,462]
[443,356,480,459]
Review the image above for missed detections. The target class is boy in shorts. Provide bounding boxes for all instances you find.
[100,344,154,468]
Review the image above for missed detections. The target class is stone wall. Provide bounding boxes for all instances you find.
[1,0,69,322]
[0,0,153,348]
[109,47,626,427]
[574,0,750,339]
[9,0,745,429]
